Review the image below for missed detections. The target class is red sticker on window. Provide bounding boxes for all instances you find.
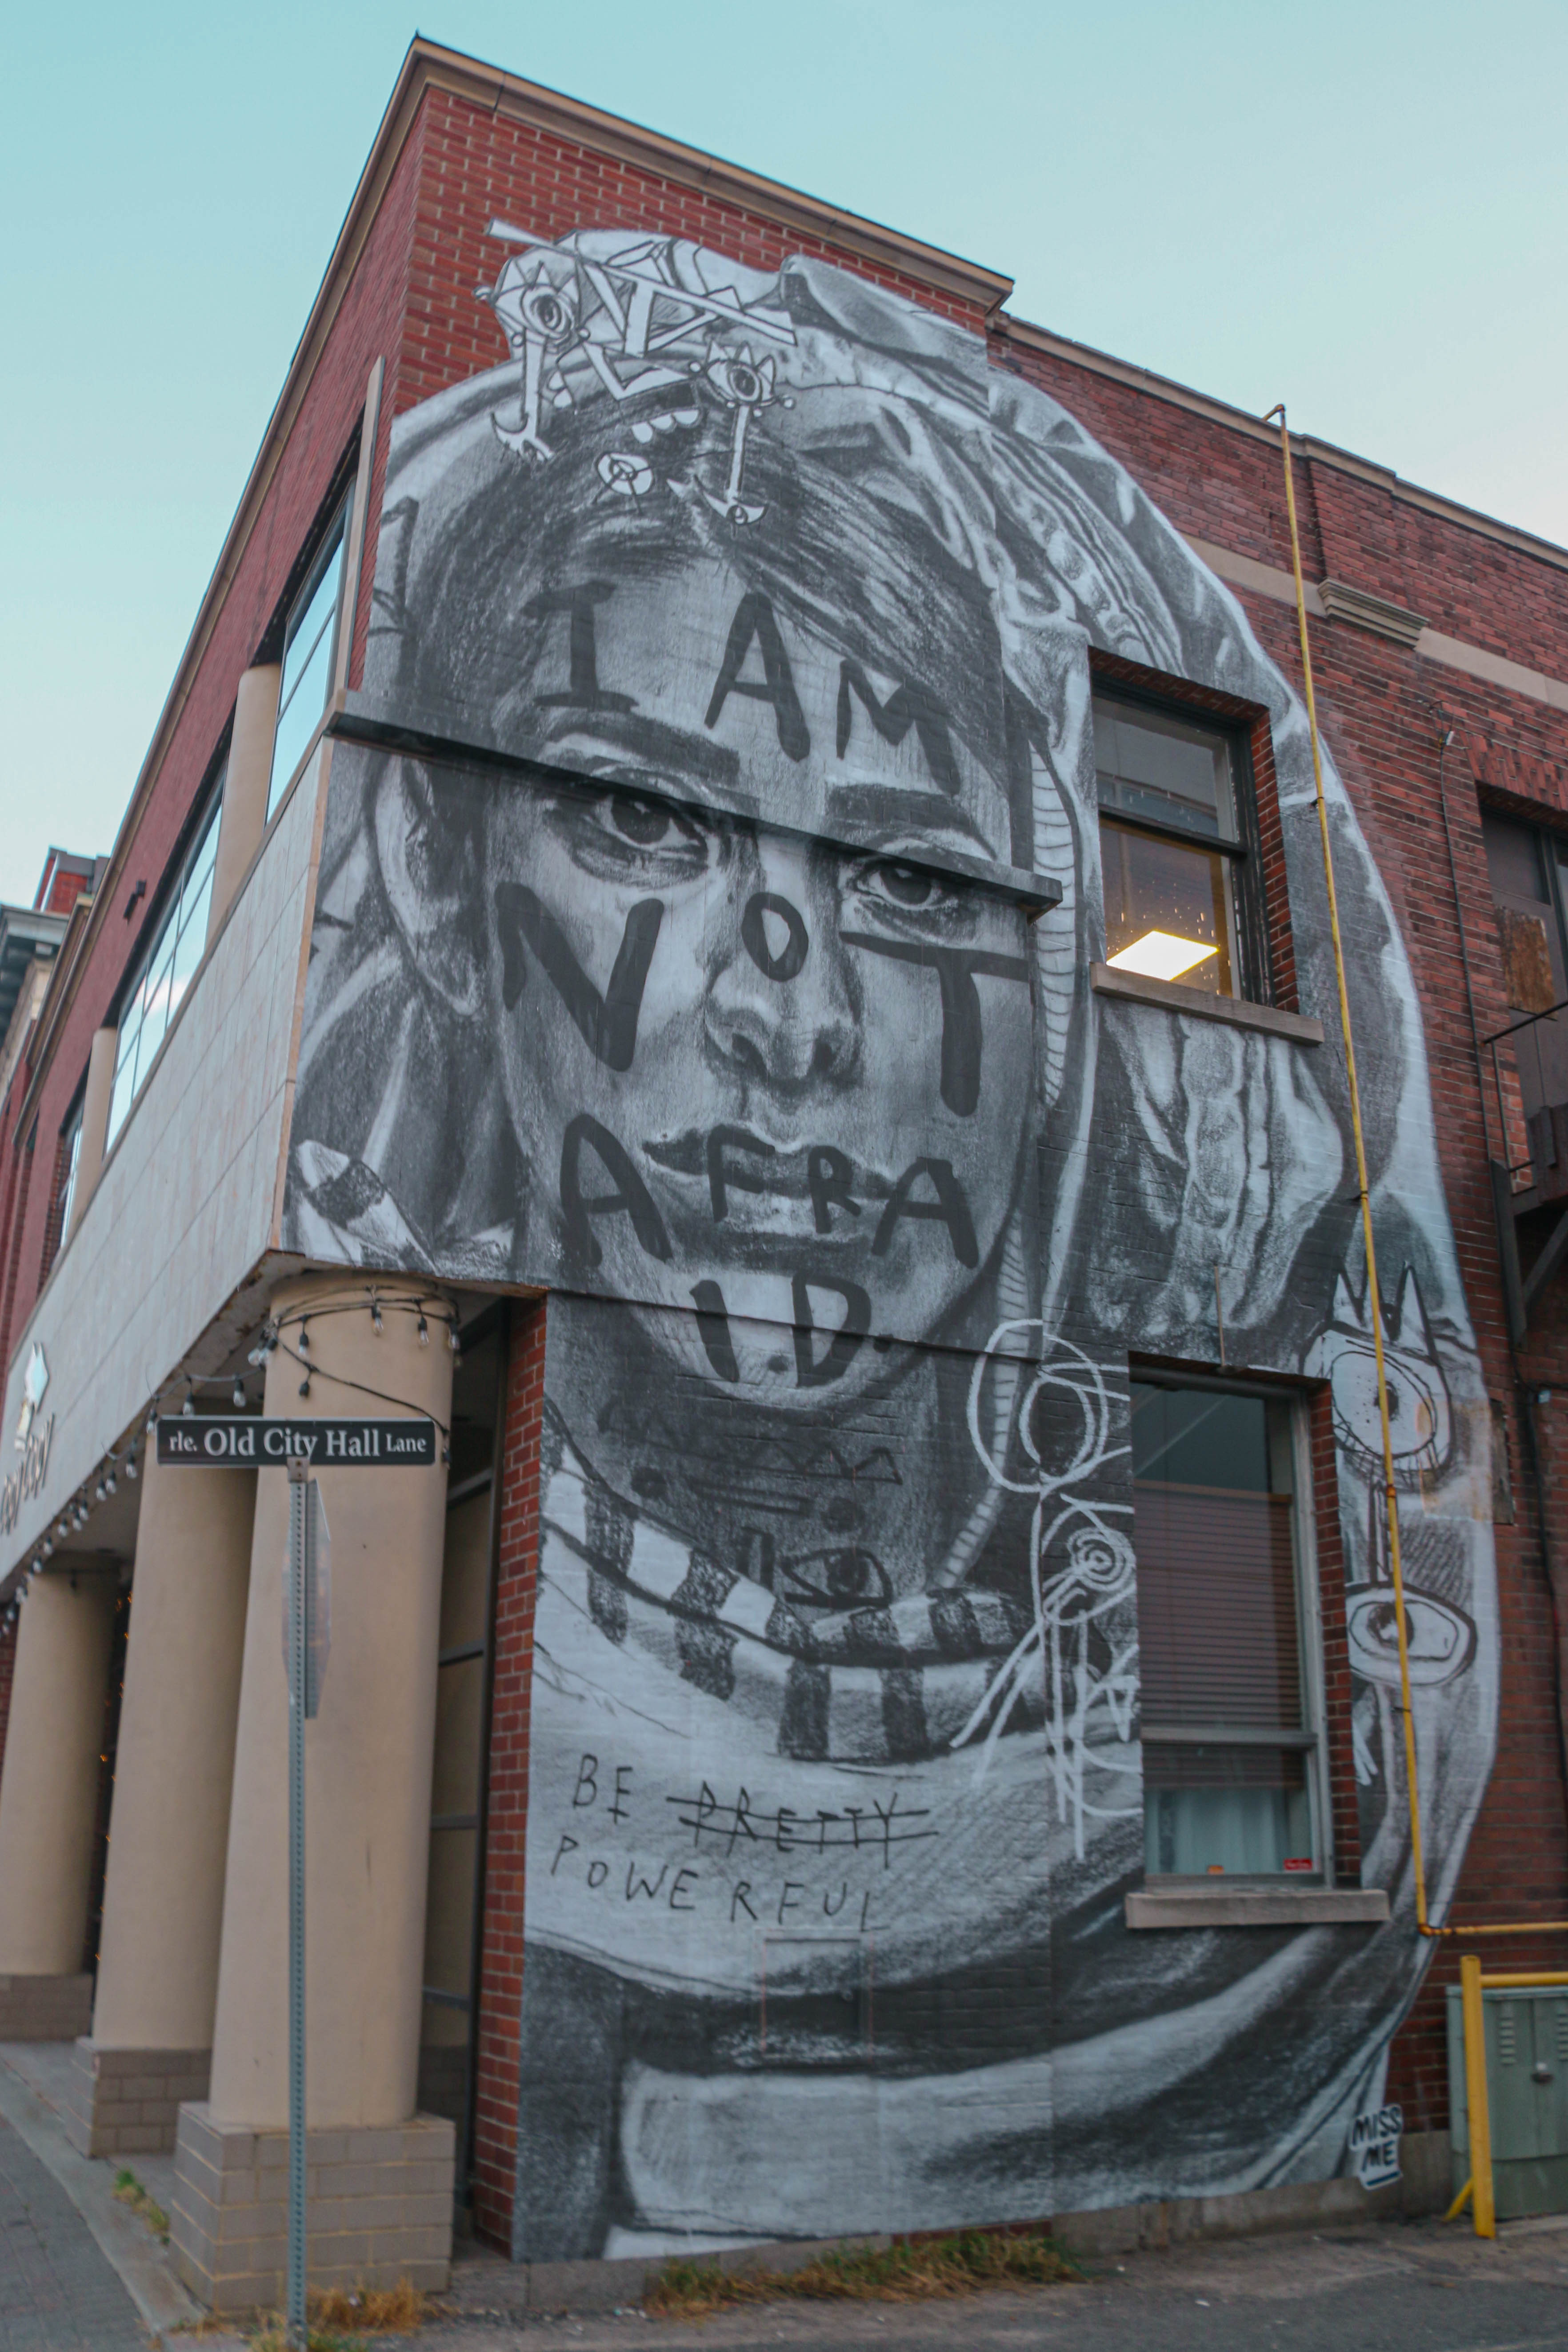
[1283,1857,1313,1872]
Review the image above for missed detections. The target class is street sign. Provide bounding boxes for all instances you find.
[157,1415,437,1466]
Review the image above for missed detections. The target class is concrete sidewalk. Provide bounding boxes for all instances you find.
[3,2042,1565,2352]
[430,2214,1568,2349]
[0,2040,244,2349]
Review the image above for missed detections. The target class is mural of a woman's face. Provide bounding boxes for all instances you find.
[479,557,1036,1404]
[287,226,1499,2253]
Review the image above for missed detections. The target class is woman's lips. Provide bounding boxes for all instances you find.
[643,1128,896,1204]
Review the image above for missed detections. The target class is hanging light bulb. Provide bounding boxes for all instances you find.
[56,1520,68,1541]
[417,1313,429,1347]
[94,1481,106,1503]
[125,1446,138,1482]
[371,1298,383,1335]
[145,1407,158,1435]
[299,1374,311,1399]
[448,1322,460,1352]
[297,1322,310,1355]
[104,1471,117,1496]
[182,1384,196,1417]
[40,1540,53,1561]
[232,1378,246,1409]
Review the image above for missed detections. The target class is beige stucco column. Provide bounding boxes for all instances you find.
[66,1027,120,1240]
[207,663,281,942]
[65,1453,256,2152]
[0,1569,116,2038]
[207,1275,454,2130]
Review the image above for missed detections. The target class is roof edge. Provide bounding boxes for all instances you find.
[996,314,1568,576]
[416,40,1015,313]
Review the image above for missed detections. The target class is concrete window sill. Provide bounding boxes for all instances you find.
[1126,1885,1391,1929]
[1090,962,1325,1044]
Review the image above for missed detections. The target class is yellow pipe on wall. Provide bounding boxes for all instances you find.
[1264,404,1428,1926]
[1265,407,1568,1949]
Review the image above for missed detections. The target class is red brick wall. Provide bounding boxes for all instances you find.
[471,1294,547,2249]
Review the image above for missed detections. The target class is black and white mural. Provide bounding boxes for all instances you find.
[285,229,1498,2254]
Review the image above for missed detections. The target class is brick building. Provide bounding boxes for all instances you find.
[0,36,1564,2312]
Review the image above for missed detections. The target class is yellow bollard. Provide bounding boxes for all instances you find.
[1460,1955,1496,2238]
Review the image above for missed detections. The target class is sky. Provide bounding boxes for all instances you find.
[2,0,1565,905]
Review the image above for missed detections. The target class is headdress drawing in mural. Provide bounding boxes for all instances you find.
[284,226,1497,2255]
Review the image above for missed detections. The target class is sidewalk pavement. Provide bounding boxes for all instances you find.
[0,2040,245,2350]
[1,2040,1565,2352]
[433,2215,1568,2350]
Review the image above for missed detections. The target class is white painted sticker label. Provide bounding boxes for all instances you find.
[1350,2101,1404,2189]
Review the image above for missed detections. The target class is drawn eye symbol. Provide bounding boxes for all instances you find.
[522,285,574,340]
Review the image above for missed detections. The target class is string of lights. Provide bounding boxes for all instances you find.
[2,1288,464,1634]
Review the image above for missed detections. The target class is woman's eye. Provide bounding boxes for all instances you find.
[855,856,967,916]
[610,797,674,848]
[871,860,936,906]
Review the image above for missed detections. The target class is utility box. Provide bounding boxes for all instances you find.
[1448,1985,1568,2220]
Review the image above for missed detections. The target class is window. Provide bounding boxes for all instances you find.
[1095,690,1265,1000]
[1132,1376,1320,1879]
[266,492,352,820]
[50,1100,84,1267]
[106,787,223,1149]
[1482,809,1568,1121]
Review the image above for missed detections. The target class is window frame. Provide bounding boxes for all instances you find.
[1130,1364,1330,1885]
[265,486,354,822]
[46,1093,85,1276]
[1093,680,1274,1007]
[105,769,225,1154]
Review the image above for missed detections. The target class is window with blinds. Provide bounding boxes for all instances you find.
[1132,1378,1318,1879]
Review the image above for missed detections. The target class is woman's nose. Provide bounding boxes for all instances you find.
[706,844,859,1096]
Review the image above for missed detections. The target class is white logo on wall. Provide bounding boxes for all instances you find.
[1350,2101,1404,2190]
[15,1344,48,1445]
[2,1345,55,1538]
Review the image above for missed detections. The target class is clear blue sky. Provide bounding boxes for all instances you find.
[3,0,1564,904]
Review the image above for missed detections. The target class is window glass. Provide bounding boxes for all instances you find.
[106,790,222,1149]
[1482,810,1568,1120]
[54,1110,84,1257]
[1095,696,1247,996]
[1101,822,1236,994]
[1132,1380,1315,1878]
[1095,702,1236,842]
[266,501,350,820]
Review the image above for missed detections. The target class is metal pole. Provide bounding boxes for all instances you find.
[286,1460,308,2347]
[1460,1953,1496,2238]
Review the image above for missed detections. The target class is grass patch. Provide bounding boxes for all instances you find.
[112,2168,169,2241]
[249,2280,429,2345]
[644,2227,1080,2317]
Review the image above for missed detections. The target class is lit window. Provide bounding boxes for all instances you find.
[106,787,223,1149]
[1095,693,1265,1000]
[266,496,352,820]
[1132,1377,1321,1879]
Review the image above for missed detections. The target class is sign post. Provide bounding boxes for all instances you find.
[158,1413,436,2348]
